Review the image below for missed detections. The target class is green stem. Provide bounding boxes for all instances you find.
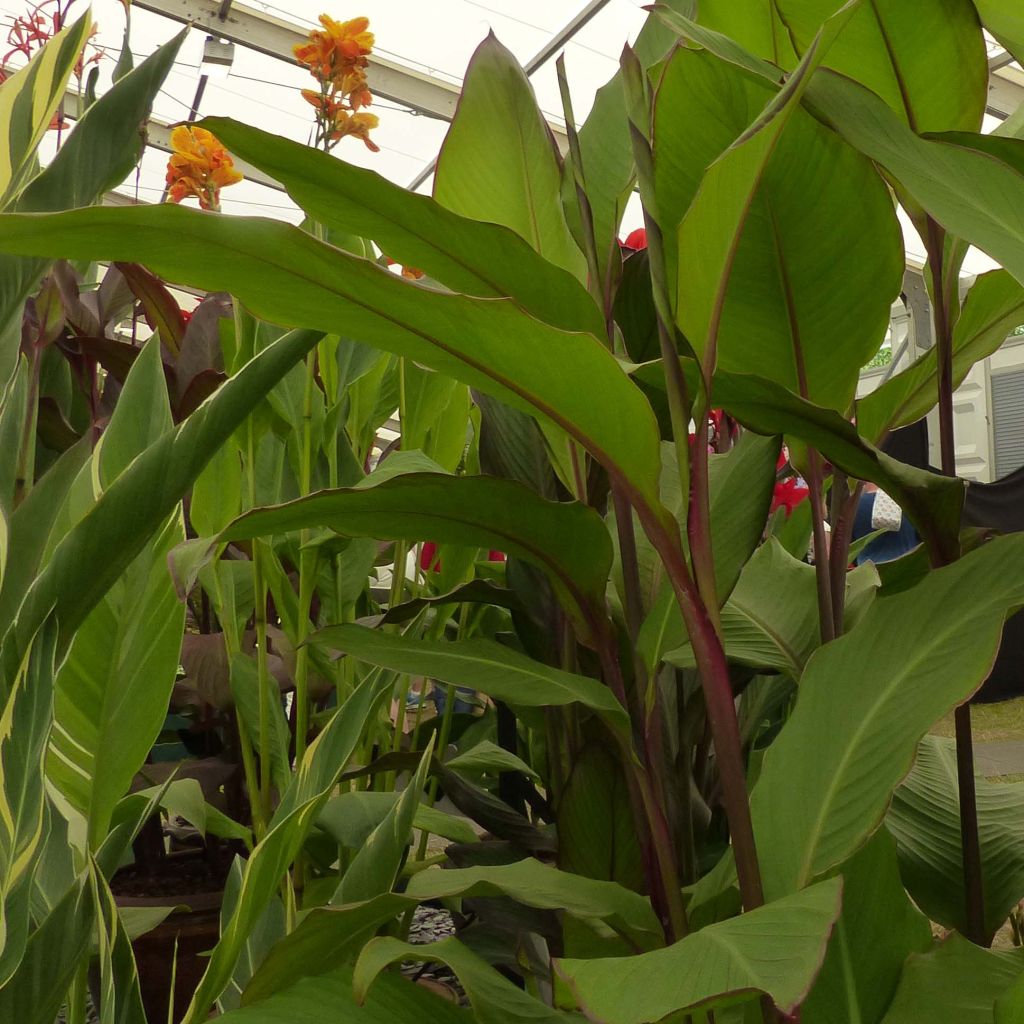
[806,448,835,645]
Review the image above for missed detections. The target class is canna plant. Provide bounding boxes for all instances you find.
[6,1,1024,1023]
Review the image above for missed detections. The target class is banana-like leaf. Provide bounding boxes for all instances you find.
[775,0,987,132]
[662,11,902,410]
[180,674,391,1023]
[48,340,185,847]
[805,70,1024,288]
[332,738,434,906]
[0,205,665,514]
[561,0,694,281]
[556,879,843,1021]
[356,936,573,1023]
[751,532,1024,899]
[215,473,612,642]
[881,935,1024,1024]
[312,624,631,745]
[0,359,28,582]
[0,619,57,983]
[0,870,94,1024]
[975,0,1024,65]
[801,831,931,1024]
[0,14,92,208]
[318,791,479,848]
[435,35,582,279]
[996,970,1024,1024]
[664,540,878,675]
[887,735,1024,941]
[637,432,782,669]
[858,269,1024,442]
[694,0,798,64]
[0,327,323,699]
[222,961,470,1023]
[0,32,185,379]
[196,117,602,337]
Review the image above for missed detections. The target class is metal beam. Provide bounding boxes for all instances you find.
[57,85,287,192]
[133,0,463,121]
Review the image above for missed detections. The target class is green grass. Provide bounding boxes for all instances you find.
[932,698,1024,744]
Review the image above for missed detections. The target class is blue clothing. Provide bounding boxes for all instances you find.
[852,491,920,565]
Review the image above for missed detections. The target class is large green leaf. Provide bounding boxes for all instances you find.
[312,624,631,744]
[562,0,694,281]
[356,936,573,1024]
[215,473,612,641]
[221,961,471,1024]
[405,860,661,948]
[434,35,582,278]
[318,791,478,849]
[244,859,660,1006]
[858,269,1024,442]
[881,936,1024,1024]
[975,0,1024,64]
[750,532,1024,899]
[0,205,664,514]
[661,16,902,409]
[197,117,601,337]
[0,32,185,378]
[776,0,987,132]
[887,735,1024,940]
[48,340,184,846]
[805,69,1024,288]
[180,674,391,1024]
[636,432,780,668]
[556,878,842,1021]
[0,359,28,582]
[0,14,92,208]
[0,326,324,699]
[0,620,57,983]
[332,739,434,906]
[802,831,932,1024]
[695,0,799,64]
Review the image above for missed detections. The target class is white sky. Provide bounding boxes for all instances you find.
[7,0,1006,275]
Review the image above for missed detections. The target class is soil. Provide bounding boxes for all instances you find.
[110,844,236,900]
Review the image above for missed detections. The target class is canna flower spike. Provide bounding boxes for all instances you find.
[295,13,378,153]
[165,125,242,212]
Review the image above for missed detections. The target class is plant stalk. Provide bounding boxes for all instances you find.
[806,448,835,645]
[926,216,985,945]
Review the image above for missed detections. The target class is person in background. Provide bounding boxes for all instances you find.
[851,483,920,564]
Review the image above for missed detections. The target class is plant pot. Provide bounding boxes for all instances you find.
[117,890,221,1024]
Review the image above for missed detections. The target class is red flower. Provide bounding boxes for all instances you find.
[771,451,809,516]
[419,542,505,573]
[621,228,648,251]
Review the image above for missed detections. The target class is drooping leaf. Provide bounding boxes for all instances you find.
[881,935,1024,1024]
[48,340,184,847]
[197,117,602,337]
[0,205,665,513]
[775,0,987,132]
[858,269,1024,442]
[0,14,93,208]
[180,675,391,1023]
[887,735,1024,940]
[356,935,573,1024]
[318,790,479,849]
[0,326,324,704]
[0,620,58,984]
[434,35,582,279]
[661,14,902,409]
[312,624,631,744]
[222,961,471,1024]
[802,831,932,1024]
[556,878,843,1021]
[215,473,612,642]
[751,533,1024,899]
[0,32,185,376]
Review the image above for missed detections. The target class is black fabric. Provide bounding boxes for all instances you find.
[883,421,1024,702]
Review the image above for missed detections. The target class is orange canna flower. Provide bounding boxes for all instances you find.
[165,125,242,211]
[329,110,380,152]
[295,13,378,153]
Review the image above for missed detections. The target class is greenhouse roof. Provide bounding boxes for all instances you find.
[10,0,1024,275]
